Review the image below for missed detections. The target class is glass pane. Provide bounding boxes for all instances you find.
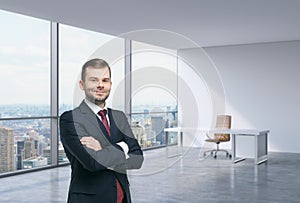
[131,41,178,149]
[0,119,52,173]
[59,24,125,115]
[0,10,50,117]
[131,112,178,149]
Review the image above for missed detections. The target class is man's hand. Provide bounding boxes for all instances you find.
[80,136,102,151]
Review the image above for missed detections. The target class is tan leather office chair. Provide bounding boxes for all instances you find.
[203,115,232,159]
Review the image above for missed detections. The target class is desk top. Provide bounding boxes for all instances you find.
[164,127,270,135]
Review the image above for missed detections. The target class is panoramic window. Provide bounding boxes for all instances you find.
[0,10,51,173]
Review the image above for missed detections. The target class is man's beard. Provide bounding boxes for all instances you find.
[86,90,110,105]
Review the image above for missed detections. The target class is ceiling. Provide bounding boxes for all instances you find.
[1,0,300,49]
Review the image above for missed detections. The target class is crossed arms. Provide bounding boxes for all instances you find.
[59,111,144,173]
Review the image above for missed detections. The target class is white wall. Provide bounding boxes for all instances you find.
[200,40,300,153]
[177,53,209,147]
[177,48,226,148]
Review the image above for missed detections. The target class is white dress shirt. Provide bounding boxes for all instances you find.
[84,99,110,125]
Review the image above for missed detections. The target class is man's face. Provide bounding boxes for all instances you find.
[79,66,112,105]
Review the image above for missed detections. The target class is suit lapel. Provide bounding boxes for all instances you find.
[78,101,110,140]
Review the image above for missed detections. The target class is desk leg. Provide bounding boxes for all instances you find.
[167,131,183,158]
[180,131,183,153]
[232,133,246,163]
[255,132,268,165]
[165,132,169,147]
[255,134,258,164]
[232,133,236,163]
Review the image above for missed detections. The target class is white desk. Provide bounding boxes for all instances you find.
[164,128,270,165]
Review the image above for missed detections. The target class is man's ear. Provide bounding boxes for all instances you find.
[79,80,84,90]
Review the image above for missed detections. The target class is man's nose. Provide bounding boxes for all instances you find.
[97,81,104,88]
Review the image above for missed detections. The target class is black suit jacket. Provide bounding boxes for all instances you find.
[59,101,144,203]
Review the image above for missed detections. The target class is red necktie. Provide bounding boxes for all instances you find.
[98,109,110,136]
[98,109,124,203]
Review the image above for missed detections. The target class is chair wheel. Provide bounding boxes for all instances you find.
[229,154,232,158]
[213,155,217,159]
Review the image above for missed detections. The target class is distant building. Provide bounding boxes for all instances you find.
[22,138,38,161]
[0,127,15,173]
[42,147,50,164]
[43,143,67,164]
[16,137,38,170]
[131,122,146,148]
[23,156,47,169]
[143,119,156,147]
[143,109,149,122]
[16,140,25,169]
[151,116,166,145]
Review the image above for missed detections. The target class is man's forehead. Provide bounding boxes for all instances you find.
[86,66,110,76]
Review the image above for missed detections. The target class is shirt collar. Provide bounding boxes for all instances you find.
[84,99,107,115]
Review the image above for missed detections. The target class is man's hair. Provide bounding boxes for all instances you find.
[81,58,111,81]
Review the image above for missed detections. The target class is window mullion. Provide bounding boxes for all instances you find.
[50,21,59,166]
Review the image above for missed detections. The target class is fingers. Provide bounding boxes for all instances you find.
[80,136,98,144]
[80,136,95,142]
[80,136,102,151]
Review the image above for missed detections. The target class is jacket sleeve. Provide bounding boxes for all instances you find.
[118,112,144,169]
[59,111,126,172]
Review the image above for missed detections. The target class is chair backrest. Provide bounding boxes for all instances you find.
[214,115,231,141]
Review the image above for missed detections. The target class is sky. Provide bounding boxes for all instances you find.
[0,10,50,105]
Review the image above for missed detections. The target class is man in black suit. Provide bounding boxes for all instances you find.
[60,58,144,203]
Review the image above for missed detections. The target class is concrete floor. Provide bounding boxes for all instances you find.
[0,147,299,203]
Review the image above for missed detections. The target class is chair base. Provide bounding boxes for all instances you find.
[203,148,232,159]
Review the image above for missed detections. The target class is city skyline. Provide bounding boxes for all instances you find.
[0,102,178,174]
